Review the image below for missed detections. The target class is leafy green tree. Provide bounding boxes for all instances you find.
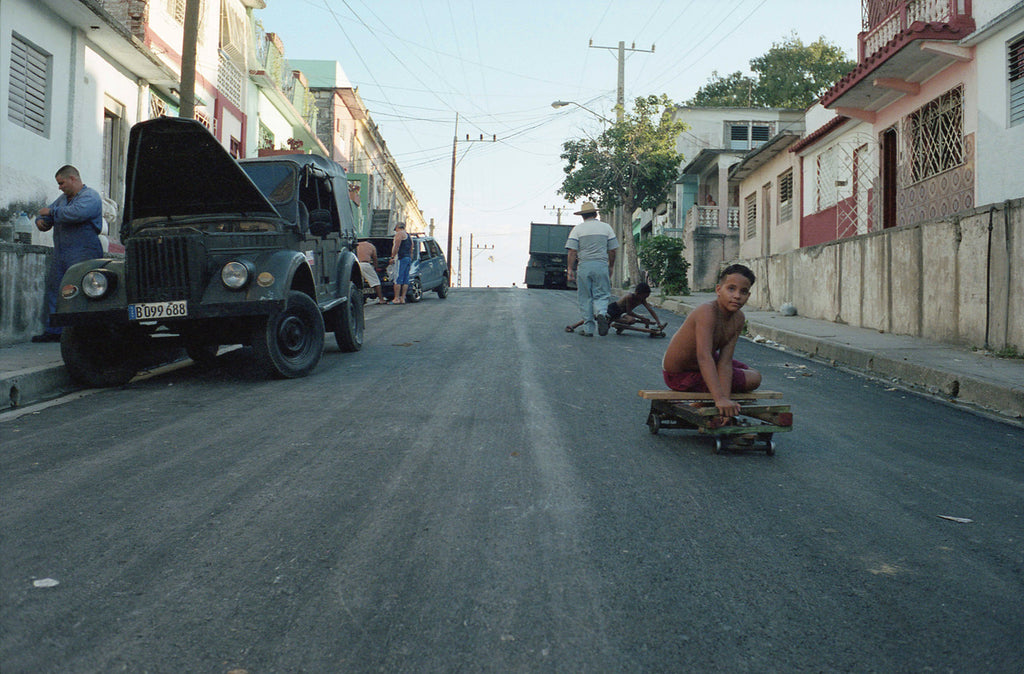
[688,35,856,108]
[638,235,690,296]
[559,94,686,284]
[688,71,758,107]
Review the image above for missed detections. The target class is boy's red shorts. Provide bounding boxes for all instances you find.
[663,360,750,392]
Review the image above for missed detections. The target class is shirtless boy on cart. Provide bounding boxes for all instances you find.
[662,264,762,418]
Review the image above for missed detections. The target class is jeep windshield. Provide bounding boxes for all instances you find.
[240,162,297,205]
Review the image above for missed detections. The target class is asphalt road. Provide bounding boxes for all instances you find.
[2,288,1022,673]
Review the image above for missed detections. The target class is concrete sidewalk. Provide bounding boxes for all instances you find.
[2,294,1023,423]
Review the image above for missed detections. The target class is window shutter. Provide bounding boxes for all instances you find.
[745,193,757,239]
[8,34,49,136]
[779,170,794,222]
[1011,35,1024,126]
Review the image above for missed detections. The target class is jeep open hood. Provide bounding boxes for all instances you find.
[123,117,280,229]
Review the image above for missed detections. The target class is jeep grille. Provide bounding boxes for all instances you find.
[126,234,200,303]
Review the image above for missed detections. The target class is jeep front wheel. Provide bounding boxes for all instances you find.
[251,290,325,378]
[329,279,364,352]
[61,325,139,387]
[406,277,423,303]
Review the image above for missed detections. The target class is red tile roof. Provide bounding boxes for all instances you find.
[789,115,850,154]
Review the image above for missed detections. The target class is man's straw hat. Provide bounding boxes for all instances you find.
[574,201,598,216]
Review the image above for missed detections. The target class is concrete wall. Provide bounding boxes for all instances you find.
[740,199,1023,352]
[0,243,50,346]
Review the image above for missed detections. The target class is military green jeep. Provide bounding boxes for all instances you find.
[52,117,364,386]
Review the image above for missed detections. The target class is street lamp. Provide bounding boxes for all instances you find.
[552,99,623,284]
[551,100,614,124]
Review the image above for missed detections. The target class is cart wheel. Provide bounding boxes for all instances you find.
[615,327,624,334]
[647,413,661,435]
[714,437,725,454]
[766,441,776,456]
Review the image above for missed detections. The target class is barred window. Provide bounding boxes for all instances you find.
[8,34,50,136]
[744,193,757,239]
[1011,34,1024,126]
[150,94,168,118]
[778,169,793,222]
[258,123,274,150]
[910,86,964,182]
[167,0,185,24]
[815,146,838,211]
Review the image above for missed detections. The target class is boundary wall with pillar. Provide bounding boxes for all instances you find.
[736,199,1023,353]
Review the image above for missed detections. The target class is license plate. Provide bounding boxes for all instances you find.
[128,300,187,321]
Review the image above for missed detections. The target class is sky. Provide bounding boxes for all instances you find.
[254,0,863,287]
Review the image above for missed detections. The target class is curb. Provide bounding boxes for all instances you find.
[748,321,1024,421]
[2,363,77,409]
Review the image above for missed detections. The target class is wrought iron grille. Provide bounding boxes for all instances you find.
[126,235,198,303]
[910,86,963,183]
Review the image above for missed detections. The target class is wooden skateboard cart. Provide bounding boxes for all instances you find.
[638,390,793,455]
[565,319,667,338]
[613,320,667,338]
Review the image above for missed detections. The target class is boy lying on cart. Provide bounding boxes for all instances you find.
[661,264,762,419]
[565,282,664,333]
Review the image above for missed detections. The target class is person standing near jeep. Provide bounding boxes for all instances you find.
[357,240,387,304]
[390,222,412,304]
[33,165,103,342]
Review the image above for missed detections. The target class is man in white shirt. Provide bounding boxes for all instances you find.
[566,201,619,337]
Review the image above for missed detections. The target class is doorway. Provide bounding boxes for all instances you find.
[881,127,897,229]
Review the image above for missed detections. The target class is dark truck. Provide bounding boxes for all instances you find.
[52,117,364,386]
[524,222,574,289]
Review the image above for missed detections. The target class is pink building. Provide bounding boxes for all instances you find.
[792,0,1023,247]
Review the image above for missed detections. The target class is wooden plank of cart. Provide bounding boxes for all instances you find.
[638,390,793,455]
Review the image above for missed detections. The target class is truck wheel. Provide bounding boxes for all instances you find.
[251,290,324,378]
[329,279,364,352]
[61,325,138,387]
[436,276,449,299]
[406,278,423,303]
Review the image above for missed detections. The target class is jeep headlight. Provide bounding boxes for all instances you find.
[82,270,113,298]
[221,261,250,290]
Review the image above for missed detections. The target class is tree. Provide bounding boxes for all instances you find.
[638,235,690,295]
[688,71,758,107]
[688,35,856,109]
[559,94,686,285]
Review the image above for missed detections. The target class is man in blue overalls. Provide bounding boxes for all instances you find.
[33,165,103,342]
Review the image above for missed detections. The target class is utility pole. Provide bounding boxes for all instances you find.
[178,0,201,119]
[446,114,458,279]
[456,236,463,288]
[544,204,571,225]
[468,233,495,288]
[588,39,654,285]
[445,114,496,279]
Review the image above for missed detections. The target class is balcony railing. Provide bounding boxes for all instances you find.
[860,0,965,60]
[686,205,741,230]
